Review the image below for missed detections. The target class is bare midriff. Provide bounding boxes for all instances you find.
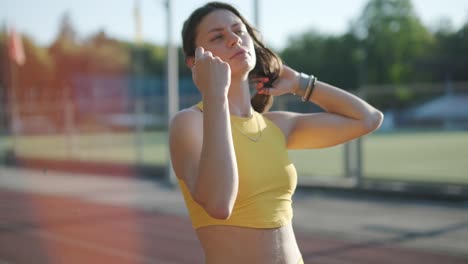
[196,222,302,264]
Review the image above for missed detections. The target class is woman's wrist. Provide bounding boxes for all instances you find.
[301,74,317,102]
[292,72,317,102]
[291,72,306,97]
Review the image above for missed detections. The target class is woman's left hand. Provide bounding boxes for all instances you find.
[252,65,299,96]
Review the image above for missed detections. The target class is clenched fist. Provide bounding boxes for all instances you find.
[192,47,231,99]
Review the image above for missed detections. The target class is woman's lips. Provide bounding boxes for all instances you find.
[230,50,247,59]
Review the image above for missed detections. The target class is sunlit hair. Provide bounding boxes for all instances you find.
[181,1,282,113]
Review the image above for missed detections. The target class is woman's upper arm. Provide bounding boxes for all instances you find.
[169,109,203,193]
[264,111,377,149]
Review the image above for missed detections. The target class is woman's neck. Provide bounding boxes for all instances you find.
[227,77,252,118]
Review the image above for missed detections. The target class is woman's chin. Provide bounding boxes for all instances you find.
[230,61,255,77]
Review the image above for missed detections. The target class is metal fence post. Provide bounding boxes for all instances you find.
[165,0,179,186]
[344,142,351,178]
[355,137,363,188]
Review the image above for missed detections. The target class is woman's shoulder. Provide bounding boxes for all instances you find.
[262,110,295,124]
[170,106,203,127]
[169,107,204,170]
[180,105,203,115]
[262,111,298,139]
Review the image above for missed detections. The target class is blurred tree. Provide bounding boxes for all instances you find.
[280,31,360,90]
[83,30,131,74]
[0,29,56,133]
[0,29,9,132]
[345,0,435,110]
[134,43,166,75]
[351,0,434,85]
[56,12,77,44]
[421,20,468,82]
[0,28,8,89]
[16,35,55,102]
[48,12,83,93]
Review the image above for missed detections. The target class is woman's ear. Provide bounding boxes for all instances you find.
[186,57,195,68]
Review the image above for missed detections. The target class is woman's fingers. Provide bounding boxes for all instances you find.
[251,77,269,83]
[257,87,269,95]
[195,47,204,61]
[193,47,217,67]
[250,77,269,90]
[257,86,288,96]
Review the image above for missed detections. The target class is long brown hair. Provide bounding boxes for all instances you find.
[181,1,282,113]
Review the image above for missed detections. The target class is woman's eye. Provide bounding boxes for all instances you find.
[236,30,245,36]
[212,35,223,41]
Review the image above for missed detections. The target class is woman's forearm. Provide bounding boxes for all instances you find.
[309,81,383,128]
[194,96,238,219]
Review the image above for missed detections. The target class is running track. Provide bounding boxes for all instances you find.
[1,191,467,264]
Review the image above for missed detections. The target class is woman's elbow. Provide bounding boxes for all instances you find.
[364,110,384,132]
[205,203,233,220]
[193,194,233,220]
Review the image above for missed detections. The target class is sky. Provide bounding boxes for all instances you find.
[2,0,468,50]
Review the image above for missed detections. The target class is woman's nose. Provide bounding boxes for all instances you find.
[227,31,242,47]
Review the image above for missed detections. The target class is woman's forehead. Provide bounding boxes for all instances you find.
[198,10,244,34]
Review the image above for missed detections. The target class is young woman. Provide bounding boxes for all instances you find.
[169,2,383,263]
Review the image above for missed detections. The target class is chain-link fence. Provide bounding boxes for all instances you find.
[1,78,467,195]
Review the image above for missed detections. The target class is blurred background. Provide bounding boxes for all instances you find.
[1,0,467,189]
[0,0,468,263]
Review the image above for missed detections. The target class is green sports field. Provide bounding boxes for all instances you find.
[1,131,467,184]
[289,131,468,184]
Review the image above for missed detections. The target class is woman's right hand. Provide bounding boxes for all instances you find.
[192,47,231,99]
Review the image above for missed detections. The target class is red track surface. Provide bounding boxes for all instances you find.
[1,190,467,264]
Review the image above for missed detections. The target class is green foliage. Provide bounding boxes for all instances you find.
[352,0,434,84]
[281,32,361,90]
[3,0,467,105]
[279,0,468,111]
[427,21,468,81]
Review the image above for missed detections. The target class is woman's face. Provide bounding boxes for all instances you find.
[193,10,256,75]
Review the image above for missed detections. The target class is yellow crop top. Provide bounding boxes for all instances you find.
[177,102,298,229]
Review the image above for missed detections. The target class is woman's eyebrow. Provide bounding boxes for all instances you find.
[207,23,242,34]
